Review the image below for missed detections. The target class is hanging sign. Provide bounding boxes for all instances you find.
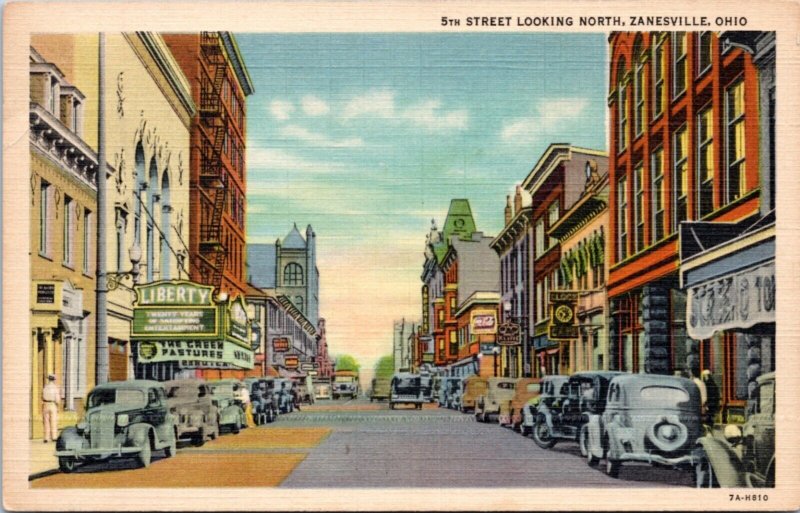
[549,291,579,340]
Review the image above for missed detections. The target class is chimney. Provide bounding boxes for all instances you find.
[504,195,512,225]
[514,184,523,214]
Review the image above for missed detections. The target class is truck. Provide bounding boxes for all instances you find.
[332,370,360,399]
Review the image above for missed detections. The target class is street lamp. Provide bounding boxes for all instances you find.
[107,243,142,290]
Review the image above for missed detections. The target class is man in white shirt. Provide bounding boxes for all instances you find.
[42,374,60,443]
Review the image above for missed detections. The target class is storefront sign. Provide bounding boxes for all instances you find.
[36,283,55,304]
[422,354,434,363]
[284,355,299,369]
[272,337,290,352]
[136,340,253,369]
[227,297,249,345]
[497,322,521,346]
[549,291,579,340]
[687,262,775,340]
[471,310,497,335]
[132,308,218,338]
[300,362,318,371]
[135,280,215,306]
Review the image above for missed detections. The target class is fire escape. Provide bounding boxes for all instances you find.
[199,32,228,291]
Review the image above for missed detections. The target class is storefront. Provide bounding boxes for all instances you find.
[132,280,254,381]
[680,214,775,423]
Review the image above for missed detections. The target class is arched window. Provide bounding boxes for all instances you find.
[295,296,304,313]
[284,263,304,285]
[146,157,158,282]
[134,143,145,248]
[160,170,171,279]
[633,35,645,137]
[616,58,628,153]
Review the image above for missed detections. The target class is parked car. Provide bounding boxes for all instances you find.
[586,373,703,478]
[207,379,247,434]
[314,377,333,400]
[696,372,775,488]
[389,372,426,410]
[56,380,177,472]
[420,374,434,402]
[460,375,489,413]
[370,377,391,402]
[532,371,623,456]
[293,377,315,405]
[165,379,220,445]
[499,378,540,430]
[246,377,277,424]
[273,378,295,413]
[521,376,568,437]
[475,377,518,423]
[440,377,460,408]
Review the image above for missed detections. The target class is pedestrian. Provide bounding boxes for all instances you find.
[702,369,720,426]
[237,382,255,427]
[42,374,60,443]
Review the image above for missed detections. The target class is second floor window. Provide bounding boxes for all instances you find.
[39,181,51,256]
[534,218,546,258]
[697,106,715,217]
[63,195,74,267]
[634,163,645,253]
[617,175,628,261]
[548,202,560,248]
[83,209,92,275]
[651,148,666,243]
[673,126,689,231]
[617,80,629,152]
[284,262,304,285]
[652,35,666,118]
[726,80,746,203]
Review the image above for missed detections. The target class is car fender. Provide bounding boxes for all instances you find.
[537,411,555,431]
[586,414,603,459]
[56,426,87,451]
[604,420,621,459]
[697,437,747,487]
[128,423,152,449]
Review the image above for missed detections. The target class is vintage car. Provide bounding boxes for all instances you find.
[389,372,426,410]
[246,377,278,424]
[696,372,775,488]
[293,377,315,405]
[532,371,623,455]
[370,377,391,402]
[332,370,360,399]
[314,377,333,400]
[165,379,220,445]
[273,378,296,413]
[420,374,434,403]
[499,378,540,430]
[585,374,703,478]
[207,379,247,434]
[55,380,177,472]
[521,375,568,436]
[460,375,489,413]
[440,377,460,408]
[475,377,518,423]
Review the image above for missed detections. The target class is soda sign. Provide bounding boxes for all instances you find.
[471,310,497,335]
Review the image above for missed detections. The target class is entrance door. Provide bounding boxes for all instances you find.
[109,338,128,381]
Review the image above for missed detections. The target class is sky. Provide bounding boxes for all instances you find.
[237,33,609,372]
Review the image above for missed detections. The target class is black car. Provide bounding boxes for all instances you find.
[532,371,624,457]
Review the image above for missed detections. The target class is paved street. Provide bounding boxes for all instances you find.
[32,398,693,488]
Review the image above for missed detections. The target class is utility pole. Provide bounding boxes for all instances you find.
[95,33,109,385]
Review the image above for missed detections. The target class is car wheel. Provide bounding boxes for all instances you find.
[694,452,718,488]
[532,417,557,449]
[193,428,206,447]
[58,456,77,473]
[232,421,241,435]
[209,417,220,440]
[165,428,177,458]
[604,456,620,478]
[416,403,422,410]
[138,438,152,468]
[578,424,590,458]
[520,424,529,437]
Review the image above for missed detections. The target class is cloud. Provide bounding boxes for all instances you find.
[247,147,345,173]
[301,96,330,116]
[501,97,590,142]
[279,125,364,148]
[269,100,294,121]
[341,89,469,132]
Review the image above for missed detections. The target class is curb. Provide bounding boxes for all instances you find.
[28,468,60,481]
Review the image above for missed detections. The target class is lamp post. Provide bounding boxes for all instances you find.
[106,244,143,290]
[492,346,500,377]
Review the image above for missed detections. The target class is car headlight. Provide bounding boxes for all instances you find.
[116,414,129,427]
[76,421,87,434]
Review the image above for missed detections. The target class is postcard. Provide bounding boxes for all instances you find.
[3,1,800,511]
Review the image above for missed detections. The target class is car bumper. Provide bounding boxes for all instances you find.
[56,446,140,459]
[619,452,697,467]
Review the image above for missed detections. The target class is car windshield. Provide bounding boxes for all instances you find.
[335,376,355,383]
[88,388,145,408]
[640,386,690,406]
[394,378,419,391]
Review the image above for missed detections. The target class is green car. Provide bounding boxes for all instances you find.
[208,379,247,434]
[55,380,177,472]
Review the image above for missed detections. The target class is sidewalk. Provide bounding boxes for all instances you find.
[29,438,60,480]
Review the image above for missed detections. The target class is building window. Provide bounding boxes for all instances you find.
[634,40,646,136]
[617,76,629,152]
[673,126,689,231]
[115,210,127,272]
[450,296,456,314]
[617,175,628,261]
[697,106,715,217]
[294,296,304,313]
[726,80,746,203]
[83,209,92,275]
[63,195,74,267]
[652,34,666,118]
[49,76,58,115]
[697,32,713,77]
[548,202,560,248]
[284,263,304,285]
[651,148,666,243]
[634,163,645,253]
[534,218,545,258]
[672,32,688,98]
[39,180,51,256]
